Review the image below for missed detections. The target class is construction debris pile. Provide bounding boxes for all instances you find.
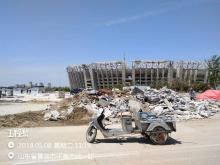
[43,87,220,122]
[43,97,91,122]
[133,87,220,120]
[1,86,219,128]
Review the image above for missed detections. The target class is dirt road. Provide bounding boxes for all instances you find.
[1,113,220,165]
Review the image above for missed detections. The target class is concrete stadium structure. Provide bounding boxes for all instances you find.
[67,60,208,90]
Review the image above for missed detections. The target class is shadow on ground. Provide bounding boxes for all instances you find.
[95,137,181,145]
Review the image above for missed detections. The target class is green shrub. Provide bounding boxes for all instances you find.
[169,79,189,92]
[191,82,209,92]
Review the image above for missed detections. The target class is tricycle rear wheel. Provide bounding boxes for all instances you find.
[149,127,168,145]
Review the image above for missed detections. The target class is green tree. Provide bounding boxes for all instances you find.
[206,55,220,89]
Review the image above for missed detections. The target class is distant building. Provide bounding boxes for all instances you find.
[67,60,208,90]
[0,87,13,97]
[47,83,52,88]
[29,81,33,88]
[39,82,44,86]
[13,85,45,96]
[0,82,47,97]
[30,85,45,95]
[13,87,26,96]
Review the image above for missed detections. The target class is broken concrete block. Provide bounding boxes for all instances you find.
[44,112,51,121]
[152,106,164,115]
[199,111,209,118]
[50,110,60,120]
[164,99,174,110]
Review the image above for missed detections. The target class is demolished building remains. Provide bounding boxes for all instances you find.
[43,86,219,122]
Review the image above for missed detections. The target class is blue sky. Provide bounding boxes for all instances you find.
[0,0,219,86]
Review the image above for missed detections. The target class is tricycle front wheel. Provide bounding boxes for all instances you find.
[86,126,97,143]
[149,127,168,145]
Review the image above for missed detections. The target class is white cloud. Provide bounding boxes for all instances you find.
[104,9,168,26]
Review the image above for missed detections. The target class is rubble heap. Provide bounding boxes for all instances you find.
[43,97,91,121]
[44,87,220,122]
[134,87,220,120]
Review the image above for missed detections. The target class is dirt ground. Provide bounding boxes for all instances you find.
[0,107,90,128]
[0,97,92,128]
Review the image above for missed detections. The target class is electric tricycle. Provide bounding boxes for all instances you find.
[86,109,176,145]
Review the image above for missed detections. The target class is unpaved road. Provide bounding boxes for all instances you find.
[0,102,48,116]
[1,114,220,165]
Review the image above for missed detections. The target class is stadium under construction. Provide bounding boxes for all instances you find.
[67,60,208,90]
